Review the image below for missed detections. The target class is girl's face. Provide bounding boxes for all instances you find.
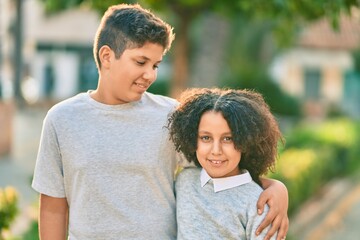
[196,111,241,178]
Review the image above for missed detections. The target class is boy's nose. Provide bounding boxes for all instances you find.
[143,68,157,81]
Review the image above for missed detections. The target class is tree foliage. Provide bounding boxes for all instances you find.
[39,0,360,97]
[41,0,359,25]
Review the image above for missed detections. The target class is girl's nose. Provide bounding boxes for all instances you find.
[211,141,222,155]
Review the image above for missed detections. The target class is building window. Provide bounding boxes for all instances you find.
[304,68,321,100]
[44,63,55,98]
[78,55,98,92]
[343,70,360,117]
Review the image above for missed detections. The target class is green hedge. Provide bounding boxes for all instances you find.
[0,187,19,240]
[268,118,360,215]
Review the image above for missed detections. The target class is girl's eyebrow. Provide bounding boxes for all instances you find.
[198,130,232,135]
[198,130,210,133]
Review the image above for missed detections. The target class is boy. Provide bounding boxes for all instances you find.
[32,4,288,240]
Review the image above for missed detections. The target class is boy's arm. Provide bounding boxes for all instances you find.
[39,194,68,240]
[256,178,289,240]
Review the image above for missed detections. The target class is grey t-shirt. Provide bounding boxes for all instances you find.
[32,91,178,239]
[175,168,276,240]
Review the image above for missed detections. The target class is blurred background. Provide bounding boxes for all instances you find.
[1,0,360,239]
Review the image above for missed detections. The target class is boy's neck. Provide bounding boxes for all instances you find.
[89,89,121,105]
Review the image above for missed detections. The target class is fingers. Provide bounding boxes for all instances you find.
[265,216,281,239]
[256,202,276,236]
[256,189,271,215]
[275,217,289,240]
[256,179,289,239]
[257,215,289,240]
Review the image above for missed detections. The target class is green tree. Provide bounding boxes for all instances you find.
[218,17,302,116]
[40,0,360,97]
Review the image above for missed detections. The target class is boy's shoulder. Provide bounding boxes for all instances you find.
[47,92,87,117]
[143,92,178,108]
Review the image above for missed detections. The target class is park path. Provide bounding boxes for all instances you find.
[0,106,46,235]
[289,170,360,240]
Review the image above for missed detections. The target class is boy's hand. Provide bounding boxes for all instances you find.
[256,179,289,240]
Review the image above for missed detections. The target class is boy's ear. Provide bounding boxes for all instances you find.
[99,45,112,69]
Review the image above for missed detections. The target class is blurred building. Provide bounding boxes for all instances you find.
[0,0,14,100]
[0,0,14,156]
[0,0,100,104]
[0,0,174,106]
[271,13,360,119]
[2,0,359,117]
[0,0,101,155]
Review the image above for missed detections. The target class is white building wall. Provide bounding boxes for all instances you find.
[322,66,343,103]
[53,52,79,100]
[270,48,353,102]
[31,53,49,98]
[0,0,15,99]
[1,0,99,102]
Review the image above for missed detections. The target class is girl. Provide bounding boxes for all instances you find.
[168,88,284,240]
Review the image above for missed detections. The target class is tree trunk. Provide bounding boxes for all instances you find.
[191,13,230,88]
[169,15,191,99]
[14,0,24,105]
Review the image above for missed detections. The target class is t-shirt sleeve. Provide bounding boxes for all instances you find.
[31,113,66,198]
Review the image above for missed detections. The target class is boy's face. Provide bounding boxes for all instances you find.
[196,111,241,178]
[101,42,164,104]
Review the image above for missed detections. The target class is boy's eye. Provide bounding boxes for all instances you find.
[136,61,145,65]
[153,65,159,69]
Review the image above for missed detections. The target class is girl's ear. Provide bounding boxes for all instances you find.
[98,45,113,69]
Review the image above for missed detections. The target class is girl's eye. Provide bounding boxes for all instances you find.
[136,61,145,66]
[153,65,159,70]
[222,136,233,143]
[199,136,211,142]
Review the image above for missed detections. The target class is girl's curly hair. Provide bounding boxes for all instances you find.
[168,88,283,185]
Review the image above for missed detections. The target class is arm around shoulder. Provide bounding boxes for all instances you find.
[256,177,289,240]
[250,208,278,240]
[39,194,69,240]
[258,177,288,213]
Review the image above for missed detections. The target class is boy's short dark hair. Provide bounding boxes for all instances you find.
[93,4,175,69]
[168,88,283,185]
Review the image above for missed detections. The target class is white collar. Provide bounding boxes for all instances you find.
[200,168,252,192]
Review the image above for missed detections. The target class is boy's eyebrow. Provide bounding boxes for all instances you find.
[138,55,162,63]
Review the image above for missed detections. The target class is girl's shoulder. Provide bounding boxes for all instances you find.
[177,167,201,179]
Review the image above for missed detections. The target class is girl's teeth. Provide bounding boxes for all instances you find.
[211,160,221,164]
